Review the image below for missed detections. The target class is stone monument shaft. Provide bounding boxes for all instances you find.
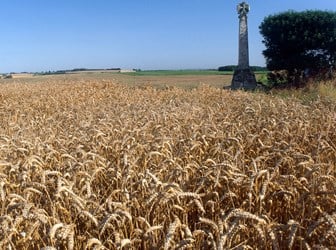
[230,2,257,90]
[238,9,249,69]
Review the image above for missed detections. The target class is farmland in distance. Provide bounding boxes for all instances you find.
[0,75,335,249]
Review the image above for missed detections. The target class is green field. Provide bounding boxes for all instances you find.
[121,70,234,76]
[122,69,268,76]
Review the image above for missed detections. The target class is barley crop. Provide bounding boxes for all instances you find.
[0,79,335,249]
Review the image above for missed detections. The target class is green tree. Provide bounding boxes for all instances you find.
[259,10,336,86]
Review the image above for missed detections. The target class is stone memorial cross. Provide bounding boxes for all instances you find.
[230,2,257,90]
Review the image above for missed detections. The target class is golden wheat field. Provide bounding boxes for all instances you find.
[0,79,335,250]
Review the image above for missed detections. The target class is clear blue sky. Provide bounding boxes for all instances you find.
[0,0,335,73]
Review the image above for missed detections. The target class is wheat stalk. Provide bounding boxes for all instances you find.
[0,79,335,249]
[164,216,181,250]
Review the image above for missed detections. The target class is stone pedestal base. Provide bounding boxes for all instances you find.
[231,68,257,90]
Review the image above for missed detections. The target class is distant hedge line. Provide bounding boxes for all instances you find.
[218,65,267,71]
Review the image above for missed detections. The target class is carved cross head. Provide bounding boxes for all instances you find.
[237,2,250,17]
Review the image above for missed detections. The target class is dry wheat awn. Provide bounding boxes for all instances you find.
[0,79,335,249]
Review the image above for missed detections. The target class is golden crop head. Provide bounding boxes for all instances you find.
[0,78,335,249]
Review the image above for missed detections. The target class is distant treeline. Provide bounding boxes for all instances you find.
[36,68,122,75]
[218,65,267,71]
[71,68,121,71]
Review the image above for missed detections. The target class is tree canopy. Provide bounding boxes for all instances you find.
[259,10,336,84]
